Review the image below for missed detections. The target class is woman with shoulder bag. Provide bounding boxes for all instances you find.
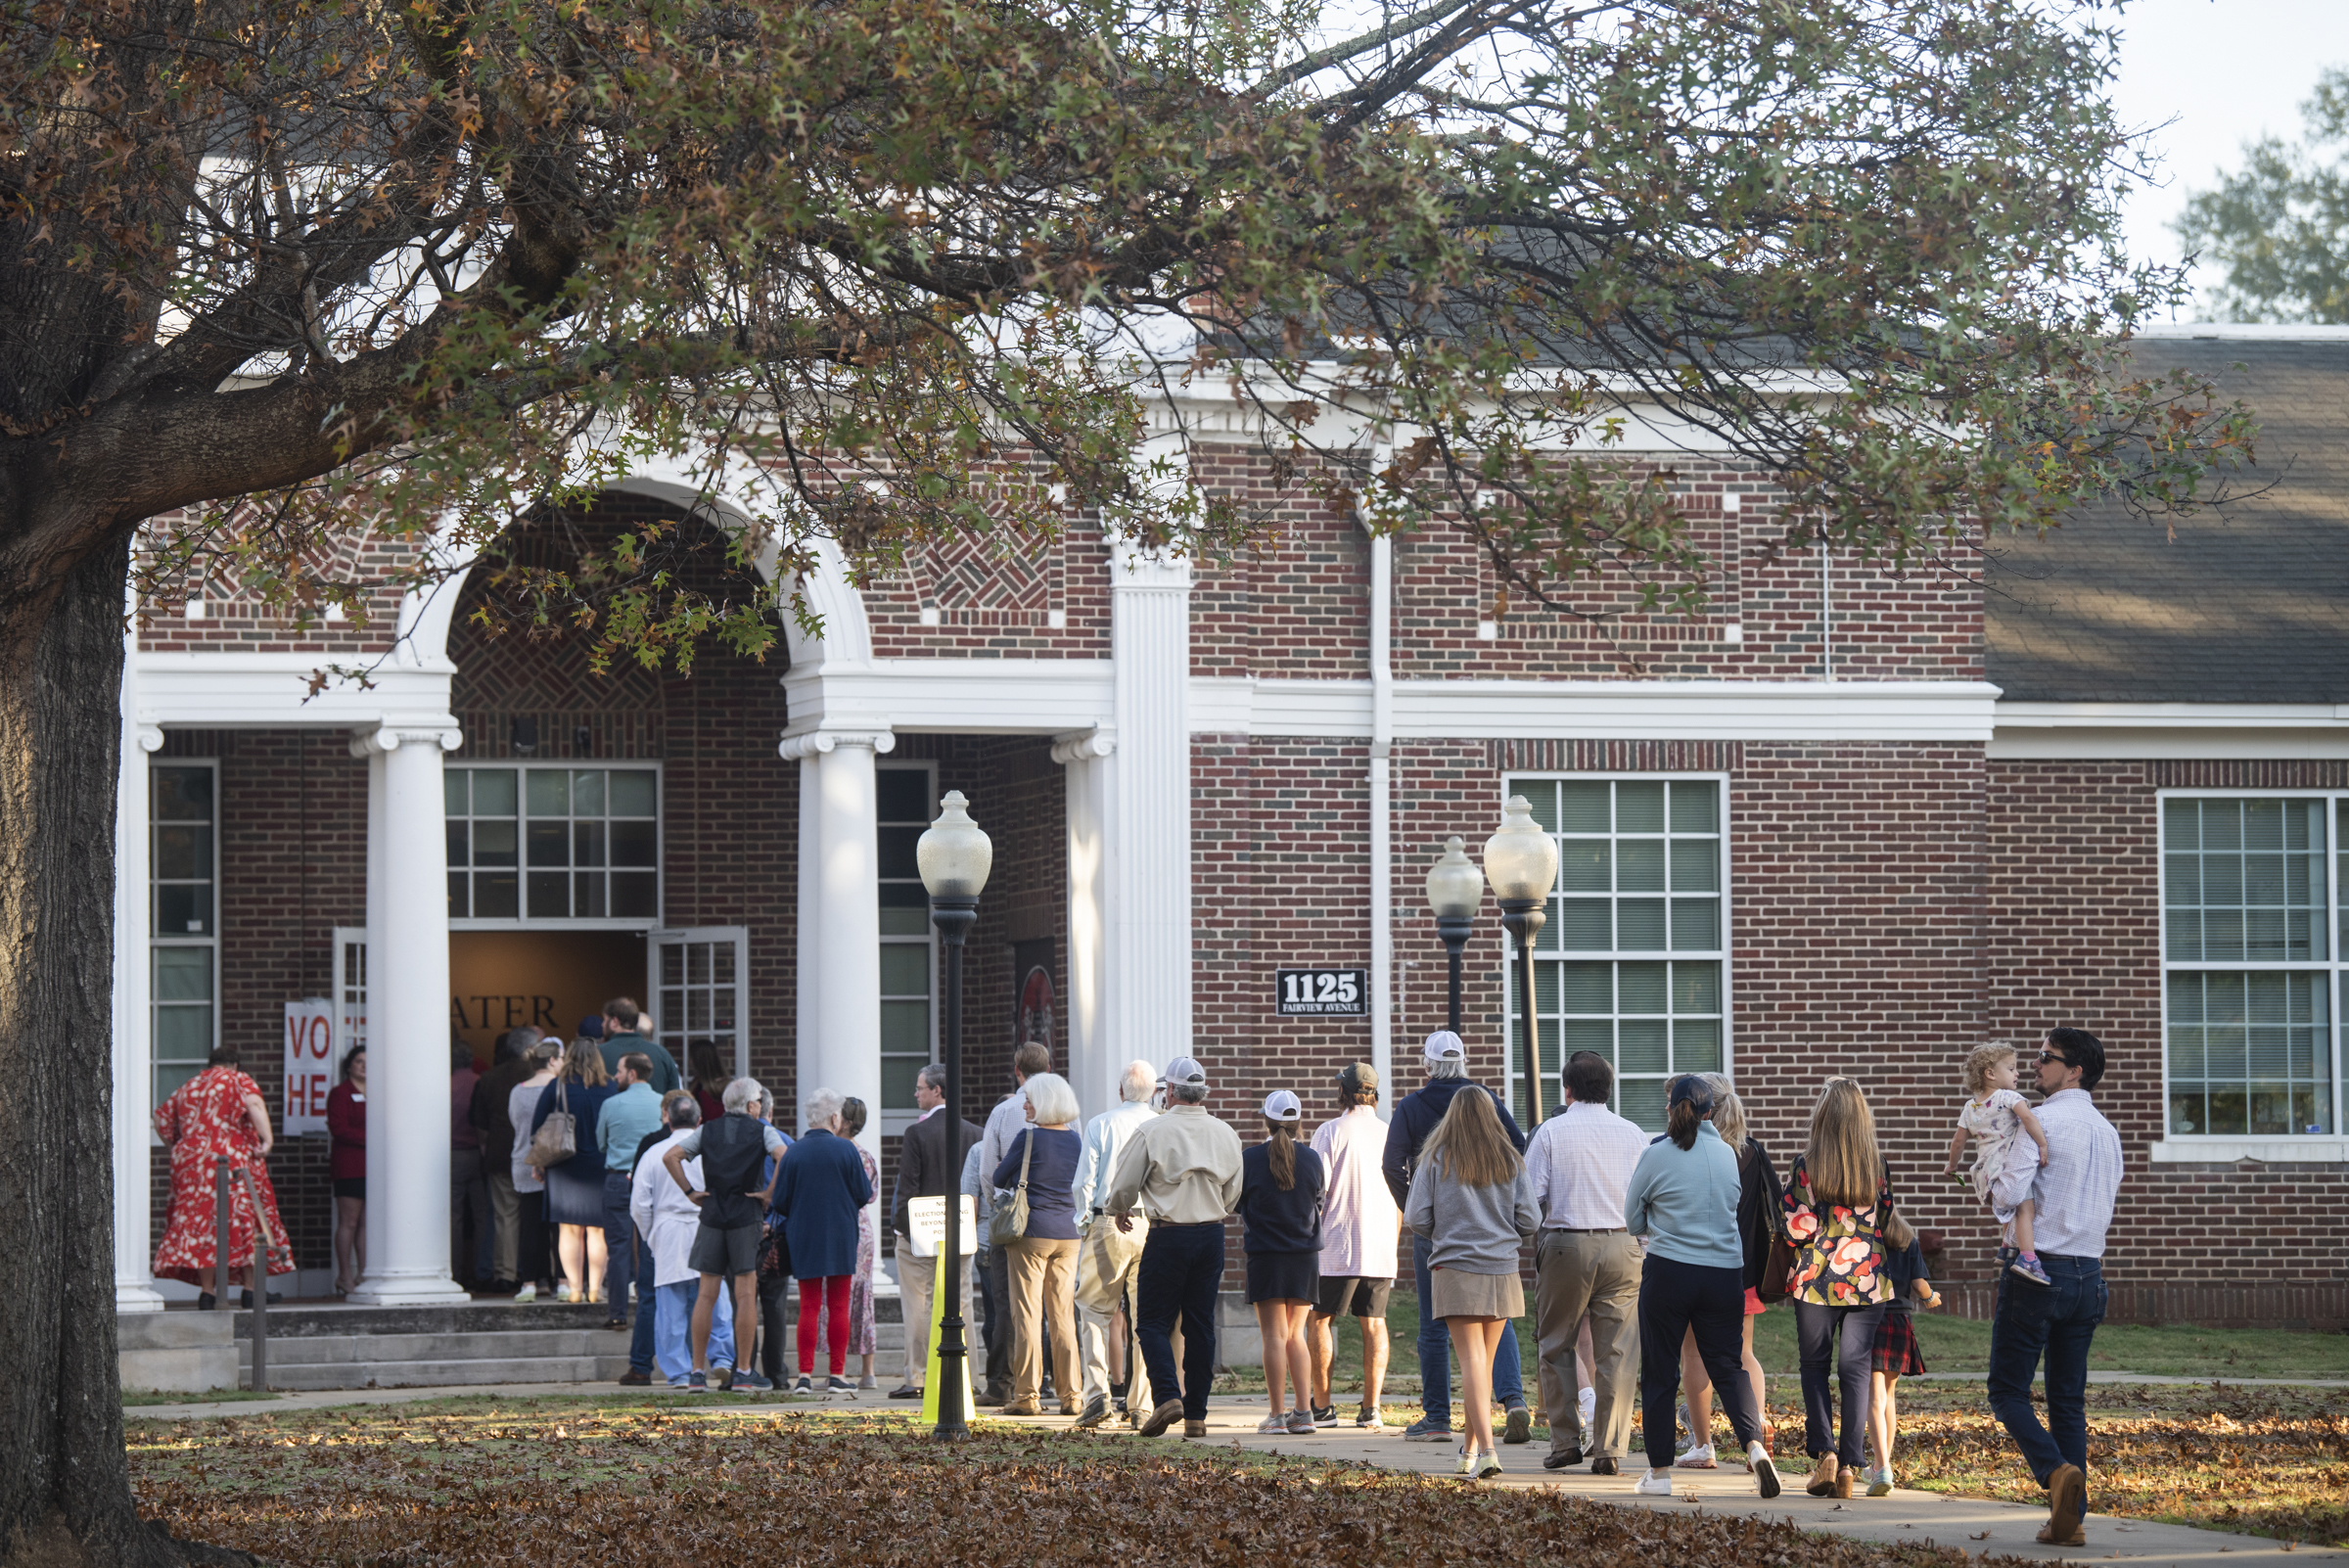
[529,1038,620,1306]
[991,1072,1083,1416]
[1780,1077,1896,1499]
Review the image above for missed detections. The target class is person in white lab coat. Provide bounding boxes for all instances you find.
[629,1095,734,1386]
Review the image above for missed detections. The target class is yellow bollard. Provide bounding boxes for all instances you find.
[919,1245,976,1426]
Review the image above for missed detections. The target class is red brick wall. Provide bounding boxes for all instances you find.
[1986,758,2349,1307]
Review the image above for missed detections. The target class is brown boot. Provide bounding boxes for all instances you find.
[1001,1396,1042,1416]
[2041,1464,2087,1545]
[1805,1453,1840,1498]
[1138,1398,1185,1437]
[1183,1419,1209,1439]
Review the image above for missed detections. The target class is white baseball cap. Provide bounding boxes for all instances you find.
[1262,1089,1303,1122]
[1422,1030,1466,1062]
[1164,1055,1208,1088]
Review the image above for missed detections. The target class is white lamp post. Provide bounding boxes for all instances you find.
[1424,836,1483,1033]
[1483,796,1559,1123]
[915,789,990,1439]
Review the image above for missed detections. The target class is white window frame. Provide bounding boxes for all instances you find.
[2152,788,2349,1163]
[446,761,666,930]
[647,927,751,1083]
[877,760,940,1136]
[1498,771,1734,1132]
[150,758,220,1108]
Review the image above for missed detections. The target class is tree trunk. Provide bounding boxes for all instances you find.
[0,528,206,1568]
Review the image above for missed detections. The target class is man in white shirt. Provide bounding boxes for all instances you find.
[1526,1049,1651,1474]
[1987,1028,2124,1549]
[975,1041,1053,1404]
[627,1096,733,1388]
[1306,1062,1399,1432]
[1070,1059,1158,1429]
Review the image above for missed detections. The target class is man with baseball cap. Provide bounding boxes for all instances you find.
[1381,1030,1535,1444]
[1102,1054,1243,1439]
[1309,1061,1398,1430]
[1070,1059,1160,1429]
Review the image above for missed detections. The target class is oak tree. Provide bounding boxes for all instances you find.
[0,0,2254,1560]
[2175,65,2349,324]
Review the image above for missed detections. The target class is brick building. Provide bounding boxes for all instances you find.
[111,325,2349,1326]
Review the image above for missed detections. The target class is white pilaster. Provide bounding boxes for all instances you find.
[348,723,470,1306]
[1107,524,1195,1079]
[782,728,892,1164]
[1053,728,1115,1118]
[114,618,165,1312]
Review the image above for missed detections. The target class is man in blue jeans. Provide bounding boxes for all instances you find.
[1381,1031,1534,1444]
[1984,1028,2122,1549]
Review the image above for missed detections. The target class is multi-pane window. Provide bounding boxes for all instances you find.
[877,764,937,1112]
[657,933,743,1081]
[1504,776,1727,1131]
[152,762,218,1102]
[446,765,659,922]
[2161,797,2339,1138]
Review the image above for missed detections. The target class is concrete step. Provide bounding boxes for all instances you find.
[238,1323,907,1369]
[247,1355,636,1391]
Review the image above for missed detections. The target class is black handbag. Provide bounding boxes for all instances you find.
[758,1217,792,1280]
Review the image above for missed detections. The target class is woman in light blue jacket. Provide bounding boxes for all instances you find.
[1623,1075,1781,1500]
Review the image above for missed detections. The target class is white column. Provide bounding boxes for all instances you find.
[1106,527,1195,1078]
[348,723,470,1306]
[1367,530,1395,1106]
[1054,728,1115,1118]
[781,729,891,1164]
[113,621,165,1311]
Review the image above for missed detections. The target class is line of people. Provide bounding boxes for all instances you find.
[899,1024,2120,1551]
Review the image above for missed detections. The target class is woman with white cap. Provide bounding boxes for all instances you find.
[1237,1089,1327,1435]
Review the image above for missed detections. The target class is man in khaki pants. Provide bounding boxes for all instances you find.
[1526,1050,1651,1473]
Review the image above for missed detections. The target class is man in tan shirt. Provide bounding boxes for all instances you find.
[1102,1055,1242,1438]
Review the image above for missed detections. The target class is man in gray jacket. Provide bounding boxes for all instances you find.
[1102,1055,1242,1439]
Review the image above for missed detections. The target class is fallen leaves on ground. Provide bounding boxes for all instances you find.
[1834,1386,2349,1547]
[129,1403,2008,1568]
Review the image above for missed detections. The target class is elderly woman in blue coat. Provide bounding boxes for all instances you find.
[770,1088,875,1394]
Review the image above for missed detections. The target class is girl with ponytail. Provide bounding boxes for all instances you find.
[1237,1090,1326,1436]
[1621,1075,1780,1501]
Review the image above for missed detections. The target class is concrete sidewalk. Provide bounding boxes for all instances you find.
[125,1385,2343,1568]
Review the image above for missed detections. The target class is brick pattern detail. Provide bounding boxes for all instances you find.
[1985,759,2349,1301]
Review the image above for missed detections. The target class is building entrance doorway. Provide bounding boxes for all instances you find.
[448,930,647,1061]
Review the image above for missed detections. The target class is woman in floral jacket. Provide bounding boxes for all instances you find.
[1780,1078,1893,1499]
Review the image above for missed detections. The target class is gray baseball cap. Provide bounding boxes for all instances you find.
[1164,1055,1208,1088]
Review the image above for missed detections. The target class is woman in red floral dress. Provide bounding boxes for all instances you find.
[1779,1077,1893,1499]
[153,1044,294,1306]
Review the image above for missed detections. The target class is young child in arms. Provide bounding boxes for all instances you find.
[1943,1043,2053,1285]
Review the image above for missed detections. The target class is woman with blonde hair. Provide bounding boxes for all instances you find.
[528,1037,619,1306]
[1405,1085,1538,1481]
[1780,1077,1895,1498]
[1675,1076,1781,1467]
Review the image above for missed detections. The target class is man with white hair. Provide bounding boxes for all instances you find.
[662,1077,788,1392]
[1070,1059,1159,1429]
[628,1094,735,1387]
[1381,1030,1534,1444]
[1103,1055,1243,1440]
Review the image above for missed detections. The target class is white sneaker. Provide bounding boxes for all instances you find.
[1258,1414,1289,1433]
[1579,1387,1596,1426]
[511,1282,536,1303]
[554,1282,574,1303]
[1635,1467,1674,1496]
[1676,1443,1716,1469]
[1455,1444,1479,1478]
[1867,1466,1894,1498]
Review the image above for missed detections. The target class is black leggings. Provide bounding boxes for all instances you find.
[1637,1254,1763,1471]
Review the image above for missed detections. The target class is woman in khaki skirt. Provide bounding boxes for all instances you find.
[1405,1087,1539,1480]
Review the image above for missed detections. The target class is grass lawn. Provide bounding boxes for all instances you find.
[1274,1296,2349,1393]
[123,1389,283,1407]
[125,1399,1988,1568]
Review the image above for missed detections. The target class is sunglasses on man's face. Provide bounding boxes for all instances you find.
[2038,1050,2071,1067]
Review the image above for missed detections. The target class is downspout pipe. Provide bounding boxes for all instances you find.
[1363,458,1395,1113]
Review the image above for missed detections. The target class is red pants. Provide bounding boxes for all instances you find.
[798,1273,852,1376]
